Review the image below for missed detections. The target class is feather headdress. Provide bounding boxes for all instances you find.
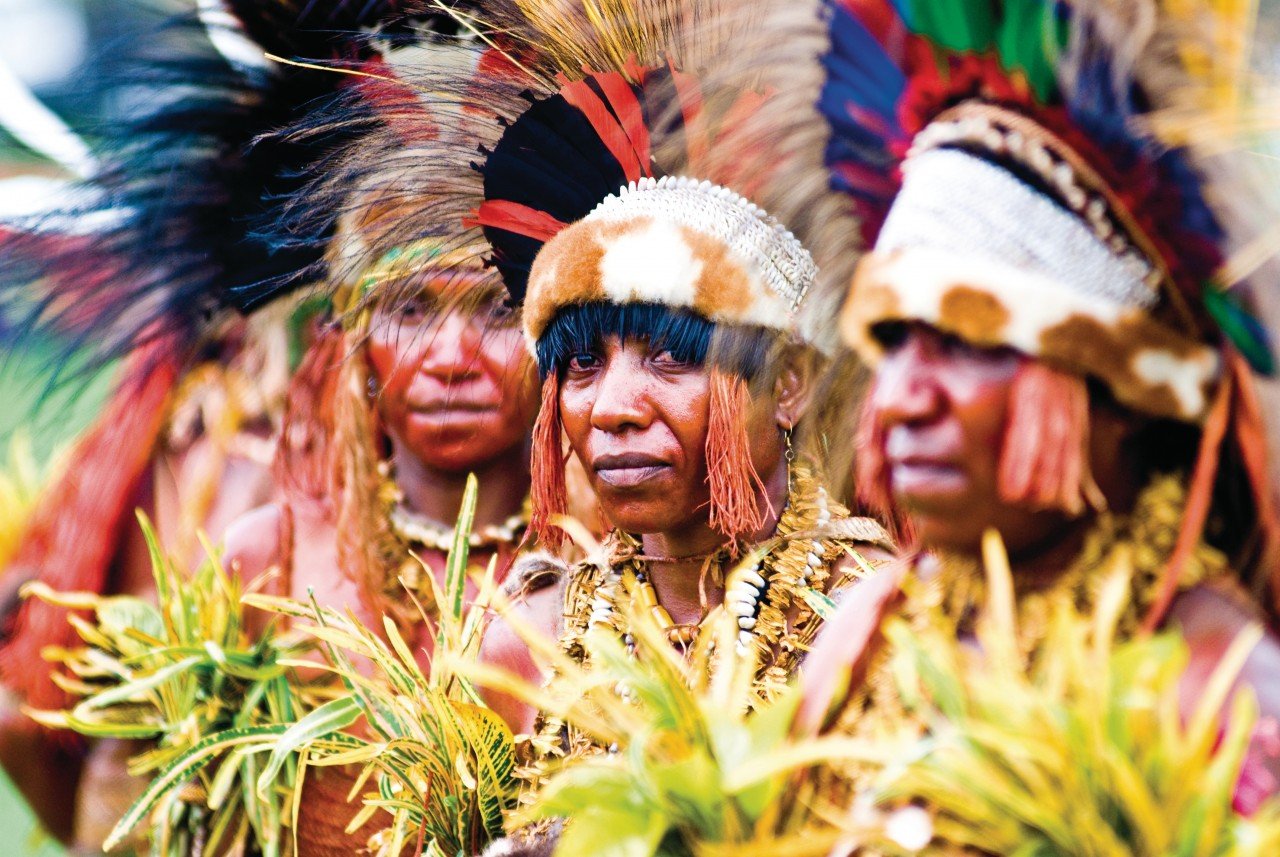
[0,1,417,714]
[368,0,829,544]
[462,0,824,353]
[743,0,1280,621]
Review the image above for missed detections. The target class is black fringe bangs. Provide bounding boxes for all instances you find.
[535,301,777,382]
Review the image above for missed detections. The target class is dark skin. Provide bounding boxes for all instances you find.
[224,284,539,673]
[803,323,1280,803]
[480,333,888,734]
[869,322,1138,576]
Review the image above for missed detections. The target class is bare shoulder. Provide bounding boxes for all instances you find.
[482,554,567,674]
[221,502,284,583]
[1169,582,1280,718]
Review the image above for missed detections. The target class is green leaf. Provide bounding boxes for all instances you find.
[441,473,479,647]
[537,765,667,857]
[799,587,837,621]
[256,696,363,797]
[105,724,289,851]
[96,596,166,645]
[78,655,203,711]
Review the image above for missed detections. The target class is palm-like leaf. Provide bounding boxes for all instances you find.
[26,512,326,857]
[245,473,519,857]
[460,577,881,857]
[856,531,1280,855]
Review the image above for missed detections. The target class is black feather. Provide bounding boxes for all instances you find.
[0,6,403,389]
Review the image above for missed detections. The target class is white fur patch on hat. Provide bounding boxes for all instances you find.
[598,218,703,308]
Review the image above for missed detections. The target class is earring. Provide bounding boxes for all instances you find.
[367,376,379,399]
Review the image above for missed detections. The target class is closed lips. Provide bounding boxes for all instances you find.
[592,453,670,488]
[410,399,499,413]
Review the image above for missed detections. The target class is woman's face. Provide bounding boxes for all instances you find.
[366,288,538,473]
[557,336,782,536]
[868,323,1071,555]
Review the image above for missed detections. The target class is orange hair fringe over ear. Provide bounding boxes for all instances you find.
[998,360,1102,516]
[706,369,767,545]
[530,373,567,548]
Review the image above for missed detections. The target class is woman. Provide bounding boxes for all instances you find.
[224,217,538,649]
[758,0,1280,814]
[0,3,497,848]
[456,0,896,739]
[0,3,372,843]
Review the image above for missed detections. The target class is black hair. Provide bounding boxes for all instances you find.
[535,301,776,380]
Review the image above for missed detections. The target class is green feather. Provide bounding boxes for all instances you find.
[900,0,997,53]
[995,0,1064,102]
[1204,286,1275,375]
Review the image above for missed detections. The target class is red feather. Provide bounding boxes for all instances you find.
[557,72,646,183]
[468,200,568,242]
[0,340,181,714]
[594,70,651,178]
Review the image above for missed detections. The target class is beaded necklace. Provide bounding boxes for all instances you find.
[375,463,531,622]
[388,501,529,553]
[561,460,893,699]
[826,471,1229,771]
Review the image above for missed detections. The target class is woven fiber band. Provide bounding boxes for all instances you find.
[879,147,1159,311]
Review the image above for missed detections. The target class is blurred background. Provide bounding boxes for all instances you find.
[0,3,183,852]
[2,0,1280,854]
[0,1,190,466]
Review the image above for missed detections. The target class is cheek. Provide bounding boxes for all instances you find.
[366,333,422,394]
[948,374,1017,469]
[479,333,538,414]
[658,375,712,466]
[558,381,595,453]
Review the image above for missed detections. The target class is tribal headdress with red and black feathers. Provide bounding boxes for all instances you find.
[750,0,1280,624]
[0,0,471,713]
[425,0,826,547]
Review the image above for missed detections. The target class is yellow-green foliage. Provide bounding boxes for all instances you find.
[862,532,1280,855]
[26,514,326,857]
[476,531,1280,856]
[245,473,518,857]
[464,569,881,857]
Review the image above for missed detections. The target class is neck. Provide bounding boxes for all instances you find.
[1004,515,1094,591]
[1004,465,1146,591]
[390,441,531,530]
[639,460,790,626]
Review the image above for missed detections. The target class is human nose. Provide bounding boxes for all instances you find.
[590,354,650,433]
[418,312,483,380]
[873,336,944,427]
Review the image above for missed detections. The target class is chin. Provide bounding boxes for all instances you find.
[413,441,519,473]
[597,488,702,536]
[909,515,985,556]
[599,499,683,536]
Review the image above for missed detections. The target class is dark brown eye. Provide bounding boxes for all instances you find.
[566,353,599,372]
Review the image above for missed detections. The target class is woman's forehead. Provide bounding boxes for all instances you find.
[372,268,502,309]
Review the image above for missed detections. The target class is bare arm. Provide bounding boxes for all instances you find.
[1170,582,1280,813]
